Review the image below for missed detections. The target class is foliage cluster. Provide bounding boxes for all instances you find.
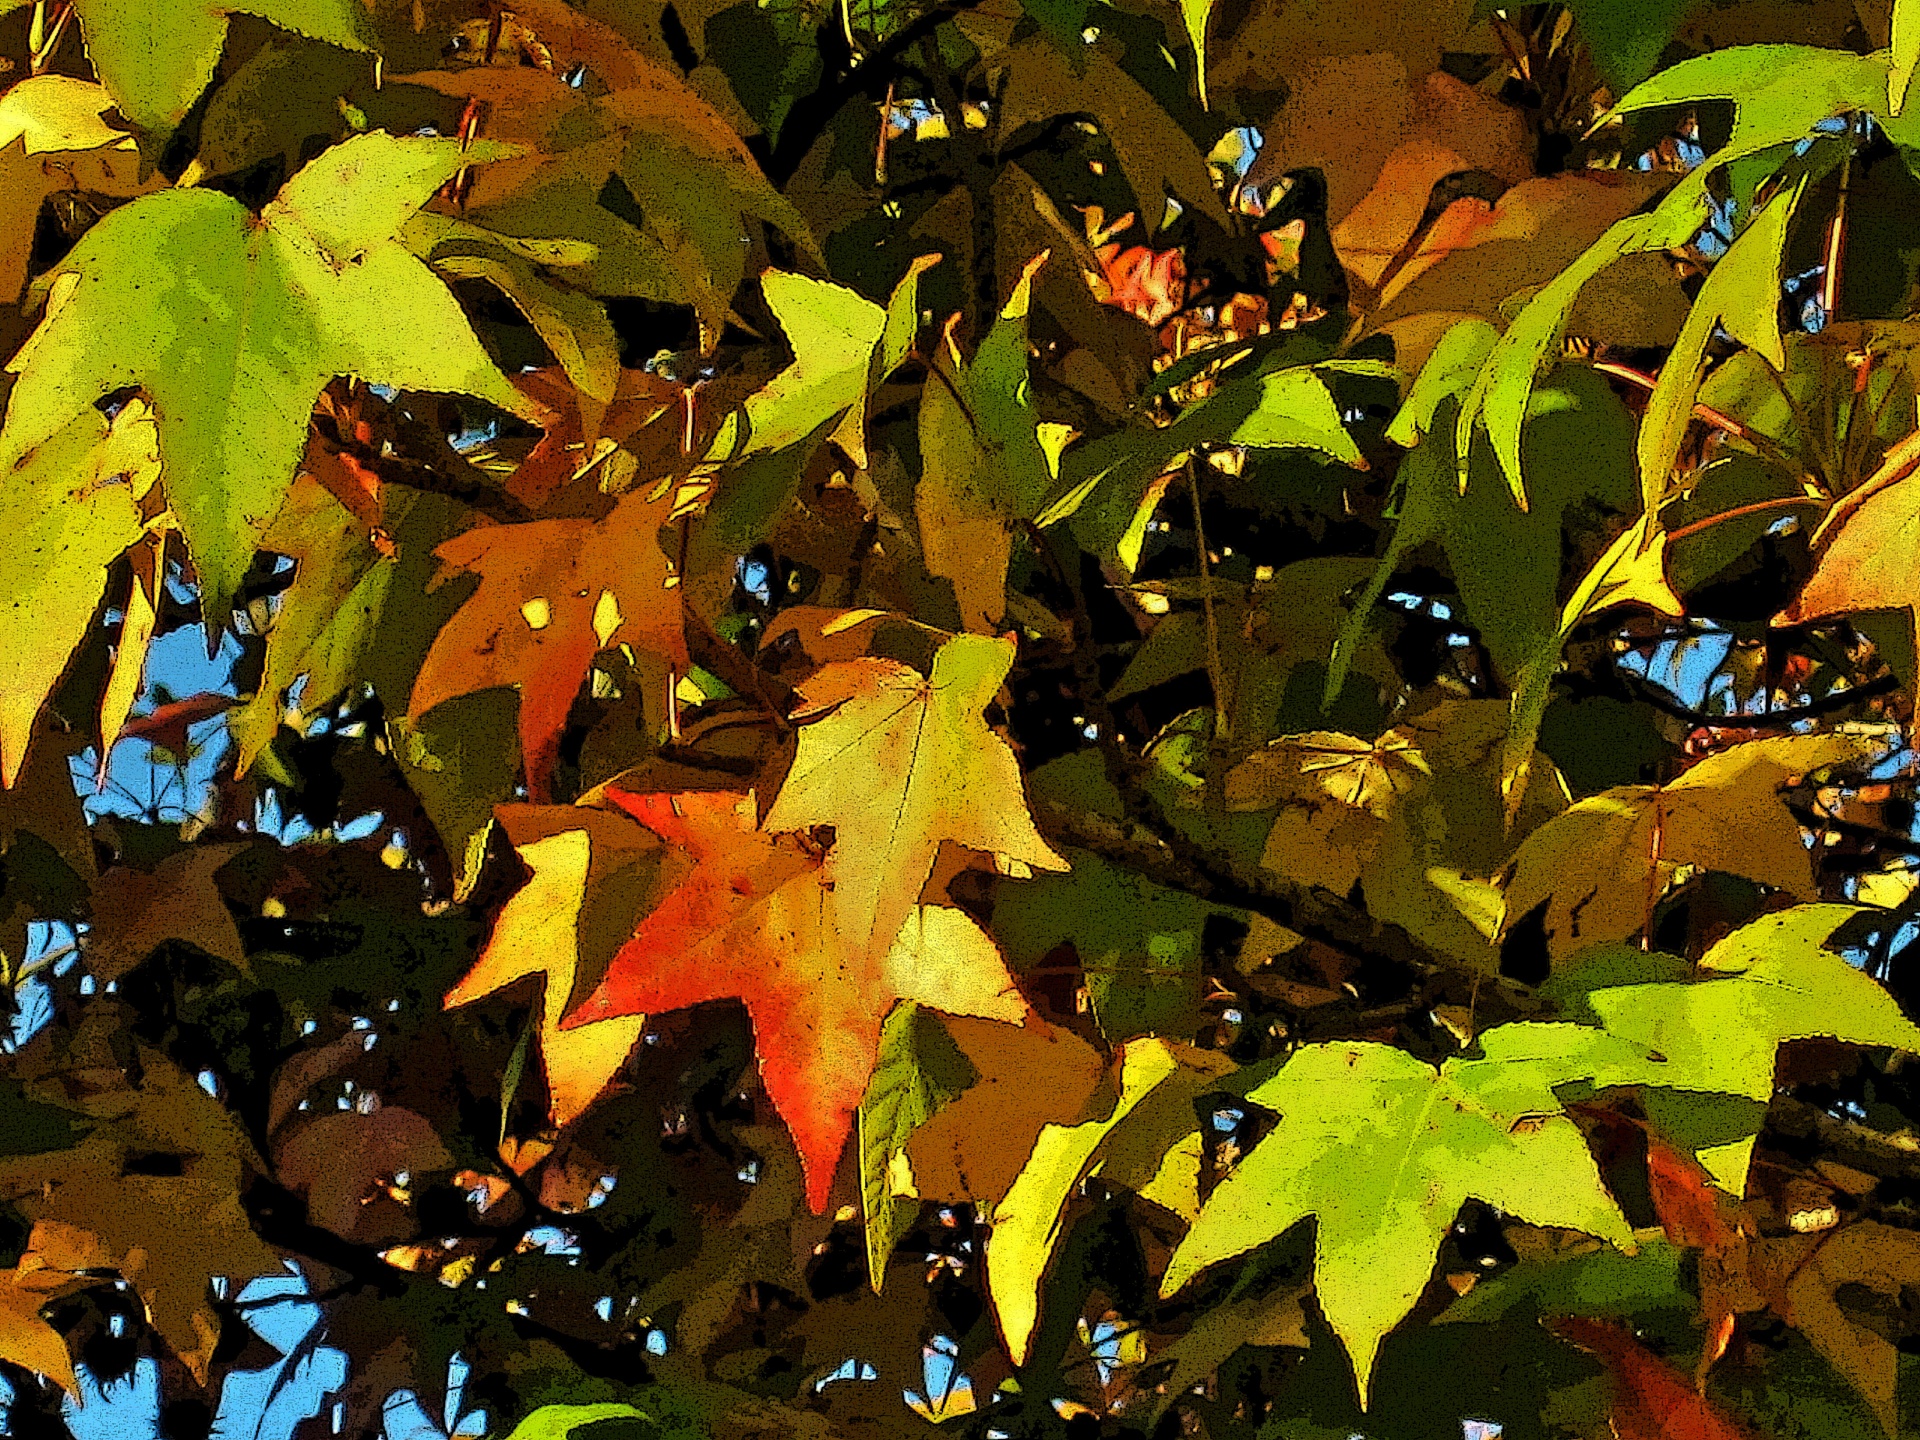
[7,0,1920,1437]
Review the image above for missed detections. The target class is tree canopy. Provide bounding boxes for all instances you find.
[3,0,1920,1437]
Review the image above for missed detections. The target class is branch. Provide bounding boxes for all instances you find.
[309,412,535,526]
[1769,1093,1920,1181]
[1031,794,1449,979]
[1623,671,1899,731]
[763,0,990,185]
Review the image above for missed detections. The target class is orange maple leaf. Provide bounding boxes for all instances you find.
[566,789,1031,1210]
[410,487,687,800]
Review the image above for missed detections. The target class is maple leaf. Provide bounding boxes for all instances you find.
[410,486,687,800]
[0,1050,280,1382]
[396,61,818,348]
[1500,731,1885,957]
[566,789,1033,1210]
[443,806,657,1127]
[85,844,249,984]
[0,76,153,306]
[1572,903,1920,1194]
[0,399,159,787]
[0,130,537,622]
[1162,1023,1651,1403]
[65,0,373,136]
[0,1260,94,1393]
[1778,454,1920,648]
[761,632,1068,966]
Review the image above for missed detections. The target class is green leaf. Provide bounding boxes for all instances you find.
[916,254,1056,629]
[1560,0,1705,93]
[0,132,533,627]
[1162,1023,1645,1403]
[989,1038,1180,1366]
[1048,362,1363,560]
[1501,732,1886,959]
[0,401,158,787]
[1585,904,1920,1190]
[994,848,1221,1042]
[1179,0,1213,105]
[858,1003,976,1292]
[502,1402,658,1439]
[1638,180,1800,515]
[1897,0,1920,114]
[1455,202,1700,508]
[721,255,940,466]
[1436,1238,1689,1324]
[72,0,374,138]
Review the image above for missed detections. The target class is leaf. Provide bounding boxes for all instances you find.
[1229,701,1563,969]
[1357,368,1637,684]
[0,75,150,305]
[504,1404,663,1440]
[86,844,248,983]
[993,847,1222,1042]
[1778,454,1920,651]
[1897,0,1920,113]
[1363,173,1684,346]
[858,1003,976,1291]
[397,64,818,348]
[1778,1222,1920,1436]
[1161,1022,1647,1404]
[900,1015,1108,1209]
[70,0,373,137]
[0,1050,281,1381]
[724,255,940,468]
[1638,182,1800,516]
[1179,0,1213,105]
[444,806,660,1128]
[1549,1316,1759,1439]
[1046,362,1364,557]
[917,255,1055,632]
[409,486,687,801]
[274,1107,455,1241]
[1582,905,1920,1192]
[567,789,1036,1210]
[0,1261,93,1394]
[1500,733,1885,957]
[987,1038,1179,1365]
[0,131,534,623]
[1454,201,1702,507]
[761,632,1069,972]
[997,40,1229,230]
[1561,0,1708,92]
[0,399,159,787]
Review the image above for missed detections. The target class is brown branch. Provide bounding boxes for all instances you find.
[309,412,535,525]
[1031,794,1449,978]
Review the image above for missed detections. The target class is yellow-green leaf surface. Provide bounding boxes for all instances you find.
[1637,181,1800,514]
[727,255,939,467]
[988,1038,1178,1365]
[72,0,373,137]
[1586,906,1920,1189]
[1455,203,1699,506]
[0,401,159,787]
[1897,0,1920,113]
[0,131,534,625]
[1161,1023,1642,1403]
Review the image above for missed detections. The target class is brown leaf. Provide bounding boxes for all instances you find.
[274,1107,455,1243]
[85,844,248,984]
